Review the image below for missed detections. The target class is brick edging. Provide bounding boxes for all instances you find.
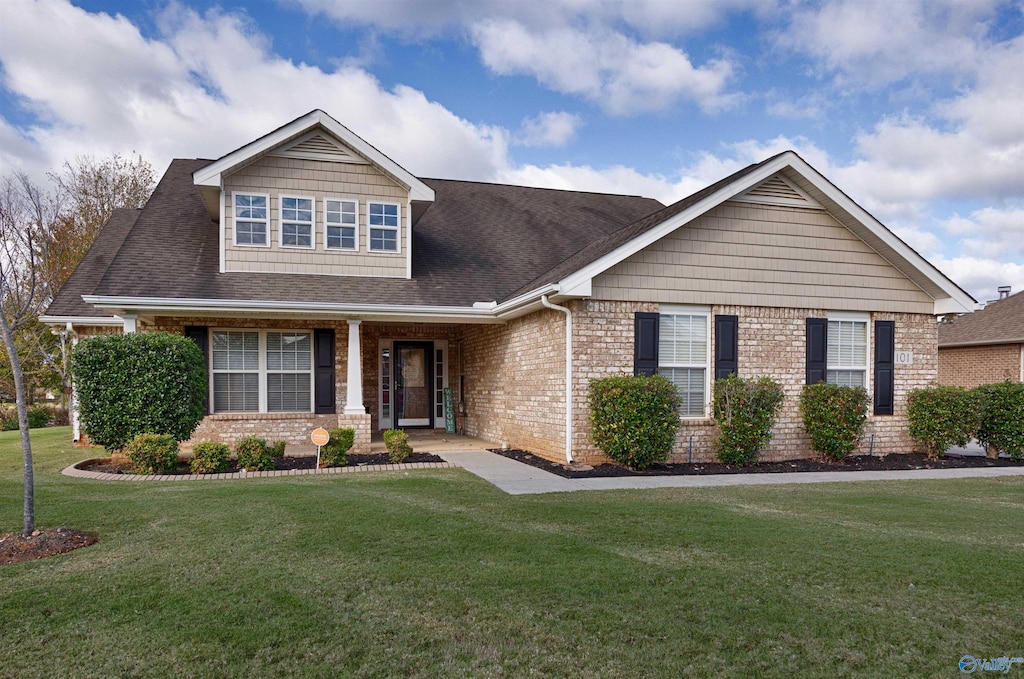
[62,458,454,481]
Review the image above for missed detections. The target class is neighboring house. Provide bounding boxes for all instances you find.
[939,289,1024,388]
[42,110,976,464]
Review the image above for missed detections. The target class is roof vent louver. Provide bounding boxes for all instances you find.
[734,173,821,208]
[271,131,368,164]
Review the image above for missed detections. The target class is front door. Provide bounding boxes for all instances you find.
[393,341,434,428]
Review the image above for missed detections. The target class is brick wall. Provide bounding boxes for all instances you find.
[939,344,1022,388]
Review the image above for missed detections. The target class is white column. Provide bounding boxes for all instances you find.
[344,320,364,415]
[120,314,137,333]
[67,323,80,442]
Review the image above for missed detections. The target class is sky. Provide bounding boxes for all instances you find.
[1,0,1022,304]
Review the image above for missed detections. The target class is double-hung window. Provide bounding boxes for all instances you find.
[368,202,399,252]
[659,307,710,417]
[211,330,313,413]
[280,196,314,248]
[324,198,358,251]
[827,314,869,387]
[233,193,269,246]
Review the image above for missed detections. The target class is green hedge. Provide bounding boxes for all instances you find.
[712,374,785,466]
[321,428,354,467]
[588,374,680,470]
[124,433,179,475]
[71,332,207,450]
[975,382,1024,461]
[190,442,230,474]
[799,384,869,462]
[907,385,981,459]
[235,436,275,472]
[383,429,412,464]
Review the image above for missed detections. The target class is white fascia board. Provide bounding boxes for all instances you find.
[193,110,435,203]
[39,315,124,326]
[939,338,1024,349]
[492,284,559,318]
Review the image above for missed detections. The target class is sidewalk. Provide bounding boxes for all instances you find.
[437,450,1024,496]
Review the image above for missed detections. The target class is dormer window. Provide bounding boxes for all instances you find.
[280,196,314,248]
[325,198,358,251]
[368,201,399,252]
[233,192,269,246]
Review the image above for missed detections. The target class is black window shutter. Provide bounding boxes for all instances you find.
[314,328,336,414]
[806,318,827,385]
[183,326,209,415]
[874,320,895,415]
[634,312,659,376]
[714,315,739,380]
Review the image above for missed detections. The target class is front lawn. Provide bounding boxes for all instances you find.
[1,428,1021,678]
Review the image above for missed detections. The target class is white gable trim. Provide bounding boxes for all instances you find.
[557,151,976,315]
[193,110,434,203]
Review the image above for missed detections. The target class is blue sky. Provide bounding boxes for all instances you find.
[1,0,1022,302]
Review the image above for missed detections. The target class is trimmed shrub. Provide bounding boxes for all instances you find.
[975,382,1024,461]
[268,441,287,459]
[71,332,207,450]
[588,374,681,470]
[712,375,785,466]
[799,383,869,462]
[383,429,412,464]
[235,436,274,472]
[190,442,230,474]
[907,385,981,459]
[124,433,179,475]
[320,428,354,468]
[27,405,50,429]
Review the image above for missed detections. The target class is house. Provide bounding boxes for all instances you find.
[939,289,1023,388]
[42,110,976,465]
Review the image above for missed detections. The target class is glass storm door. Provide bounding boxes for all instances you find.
[393,342,433,428]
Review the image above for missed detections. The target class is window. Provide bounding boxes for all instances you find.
[325,198,358,250]
[368,202,399,252]
[211,330,313,413]
[280,196,314,248]
[659,309,710,417]
[233,193,269,246]
[827,316,869,387]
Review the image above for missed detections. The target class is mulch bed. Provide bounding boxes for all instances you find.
[491,448,1024,479]
[80,452,445,475]
[0,528,99,565]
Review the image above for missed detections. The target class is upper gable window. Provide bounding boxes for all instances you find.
[280,196,314,249]
[234,193,269,246]
[368,202,399,252]
[325,199,358,251]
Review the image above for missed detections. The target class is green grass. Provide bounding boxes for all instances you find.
[2,428,1022,678]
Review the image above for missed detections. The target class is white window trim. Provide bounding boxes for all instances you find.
[210,328,314,414]
[826,311,871,392]
[367,201,402,254]
[323,196,359,252]
[231,191,271,248]
[377,339,447,429]
[279,195,316,250]
[658,304,712,419]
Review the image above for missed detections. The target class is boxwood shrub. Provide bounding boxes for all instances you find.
[71,332,207,450]
[712,374,785,466]
[189,442,231,474]
[320,428,355,467]
[268,441,287,459]
[974,382,1024,461]
[124,433,179,475]
[799,383,869,462]
[907,385,981,459]
[235,435,274,472]
[383,429,412,464]
[588,374,681,470]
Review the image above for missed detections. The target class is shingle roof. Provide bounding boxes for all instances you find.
[938,291,1024,347]
[46,159,663,314]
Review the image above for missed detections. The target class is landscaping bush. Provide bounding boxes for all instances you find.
[907,385,981,459]
[43,404,70,426]
[27,405,50,429]
[383,429,412,464]
[189,442,231,474]
[320,428,354,468]
[1,407,17,431]
[974,382,1024,461]
[71,332,207,450]
[588,374,681,470]
[799,383,869,462]
[235,436,274,472]
[268,441,287,459]
[124,433,179,475]
[712,374,785,466]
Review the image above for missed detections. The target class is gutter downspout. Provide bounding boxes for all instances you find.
[541,295,574,465]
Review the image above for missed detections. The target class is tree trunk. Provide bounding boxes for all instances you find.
[0,315,33,535]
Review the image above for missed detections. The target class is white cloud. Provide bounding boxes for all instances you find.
[514,111,581,147]
[930,256,1024,303]
[940,206,1024,260]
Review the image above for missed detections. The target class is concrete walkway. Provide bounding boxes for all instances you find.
[438,450,1024,496]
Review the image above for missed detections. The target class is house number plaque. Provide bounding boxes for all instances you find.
[894,351,914,365]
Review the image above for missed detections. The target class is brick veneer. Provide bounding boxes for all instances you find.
[938,344,1022,388]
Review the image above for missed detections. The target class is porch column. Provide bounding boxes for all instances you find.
[119,314,137,333]
[344,320,365,415]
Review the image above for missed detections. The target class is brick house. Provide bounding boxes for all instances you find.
[42,110,976,464]
[939,289,1023,388]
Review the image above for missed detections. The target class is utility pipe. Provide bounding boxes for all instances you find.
[541,295,574,465]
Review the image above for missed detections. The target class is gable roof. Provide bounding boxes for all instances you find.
[939,290,1024,347]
